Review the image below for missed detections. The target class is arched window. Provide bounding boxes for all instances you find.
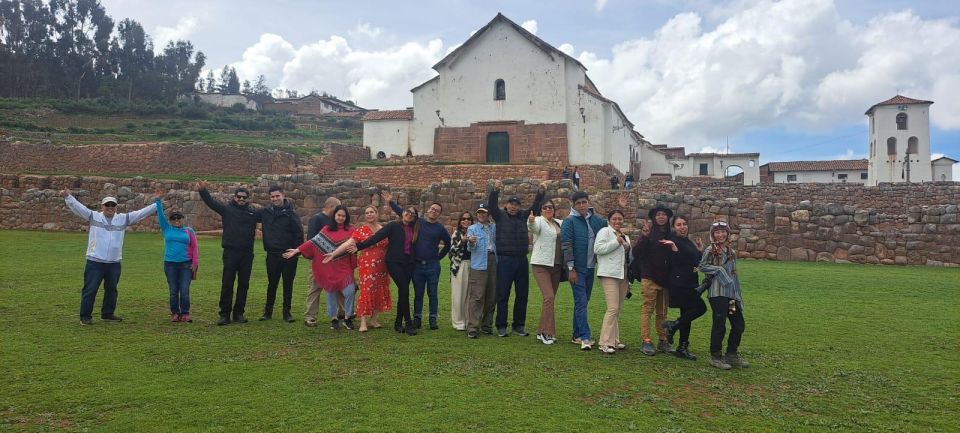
[896,113,908,130]
[886,137,897,155]
[907,136,918,154]
[494,79,505,101]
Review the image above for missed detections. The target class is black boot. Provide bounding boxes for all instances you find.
[394,318,404,333]
[282,309,294,323]
[674,341,697,361]
[258,308,272,321]
[662,320,677,344]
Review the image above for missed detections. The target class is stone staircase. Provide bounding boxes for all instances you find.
[318,168,357,184]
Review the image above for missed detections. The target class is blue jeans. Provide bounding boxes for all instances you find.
[412,260,440,319]
[495,255,529,330]
[326,283,356,318]
[164,261,193,315]
[571,267,595,341]
[80,260,122,320]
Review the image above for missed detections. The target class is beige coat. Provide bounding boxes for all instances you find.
[527,216,564,266]
[594,226,630,279]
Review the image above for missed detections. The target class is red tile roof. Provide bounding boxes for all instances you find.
[362,109,413,121]
[765,159,868,172]
[865,95,934,115]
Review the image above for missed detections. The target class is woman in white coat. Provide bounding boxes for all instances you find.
[527,199,564,345]
[594,209,631,354]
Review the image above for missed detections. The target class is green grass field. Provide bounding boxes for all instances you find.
[1,230,957,432]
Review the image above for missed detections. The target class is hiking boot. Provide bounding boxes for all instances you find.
[662,320,678,344]
[710,352,732,370]
[511,326,529,337]
[412,317,422,329]
[674,342,697,360]
[467,330,479,339]
[217,316,231,326]
[232,314,248,324]
[343,318,355,330]
[330,319,340,330]
[658,340,676,354]
[282,312,294,323]
[497,327,509,337]
[429,317,438,330]
[725,352,750,368]
[101,314,123,322]
[641,340,656,356]
[481,326,493,335]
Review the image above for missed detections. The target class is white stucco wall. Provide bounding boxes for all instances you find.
[773,170,868,183]
[932,161,955,181]
[192,94,257,110]
[868,104,932,184]
[411,77,441,155]
[363,120,411,158]
[638,144,674,178]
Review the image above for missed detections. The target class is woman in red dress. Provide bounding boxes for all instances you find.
[352,204,392,332]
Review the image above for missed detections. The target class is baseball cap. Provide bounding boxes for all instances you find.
[101,197,118,205]
[476,203,489,212]
[507,195,521,204]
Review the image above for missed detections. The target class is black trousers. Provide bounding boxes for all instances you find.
[709,296,745,354]
[264,252,298,314]
[676,297,707,344]
[386,261,415,326]
[220,248,254,318]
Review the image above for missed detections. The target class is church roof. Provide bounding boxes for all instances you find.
[865,95,934,115]
[932,156,958,164]
[765,159,868,172]
[432,13,586,72]
[362,109,413,121]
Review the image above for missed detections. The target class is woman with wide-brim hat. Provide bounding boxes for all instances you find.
[631,203,675,356]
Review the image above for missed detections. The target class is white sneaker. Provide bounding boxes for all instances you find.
[600,345,616,354]
[580,340,593,351]
[545,335,556,345]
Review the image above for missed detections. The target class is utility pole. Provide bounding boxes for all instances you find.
[903,148,911,182]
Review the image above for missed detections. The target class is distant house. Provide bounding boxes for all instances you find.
[760,159,869,184]
[264,94,367,117]
[182,93,269,110]
[653,145,761,185]
[361,13,673,177]
[932,156,957,181]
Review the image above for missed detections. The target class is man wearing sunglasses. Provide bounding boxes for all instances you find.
[197,180,259,326]
[61,189,159,325]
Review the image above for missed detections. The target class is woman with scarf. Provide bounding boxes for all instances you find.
[698,221,749,370]
[659,215,707,360]
[449,211,474,331]
[283,205,357,330]
[352,204,392,332]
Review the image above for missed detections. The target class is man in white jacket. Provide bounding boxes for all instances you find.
[62,189,158,325]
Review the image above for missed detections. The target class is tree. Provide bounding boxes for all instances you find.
[205,70,216,93]
[241,79,251,94]
[252,74,270,96]
[225,67,240,94]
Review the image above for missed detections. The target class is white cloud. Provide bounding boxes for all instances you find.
[573,0,960,148]
[931,153,944,160]
[595,0,609,12]
[835,148,857,160]
[699,145,726,154]
[558,43,575,56]
[229,34,296,87]
[153,16,197,51]
[521,20,538,35]
[350,22,383,39]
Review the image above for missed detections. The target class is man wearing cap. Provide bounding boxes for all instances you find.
[61,189,159,325]
[197,180,259,326]
[257,186,304,323]
[465,203,497,338]
[487,180,545,337]
[633,204,675,355]
[385,192,451,330]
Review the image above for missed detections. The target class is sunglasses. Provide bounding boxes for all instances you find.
[460,217,474,221]
[541,205,554,210]
[712,221,729,227]
[235,195,248,199]
[103,203,117,208]
[170,215,183,220]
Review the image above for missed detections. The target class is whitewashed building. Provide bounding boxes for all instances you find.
[866,95,935,184]
[362,13,670,175]
[183,93,265,110]
[761,160,869,184]
[932,156,957,181]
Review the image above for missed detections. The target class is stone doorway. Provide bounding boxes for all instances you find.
[486,132,509,163]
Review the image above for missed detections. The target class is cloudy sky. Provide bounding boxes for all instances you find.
[101,0,959,175]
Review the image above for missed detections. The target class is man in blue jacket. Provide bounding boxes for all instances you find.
[561,191,627,350]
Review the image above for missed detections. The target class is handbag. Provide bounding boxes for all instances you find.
[191,265,198,281]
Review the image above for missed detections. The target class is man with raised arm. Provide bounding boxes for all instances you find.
[61,189,158,325]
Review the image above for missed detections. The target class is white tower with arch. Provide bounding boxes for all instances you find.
[866,95,933,185]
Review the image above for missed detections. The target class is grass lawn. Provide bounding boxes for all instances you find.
[1,230,957,432]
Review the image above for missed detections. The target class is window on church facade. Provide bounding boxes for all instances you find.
[494,79,505,100]
[896,113,908,130]
[887,137,897,156]
[907,137,918,154]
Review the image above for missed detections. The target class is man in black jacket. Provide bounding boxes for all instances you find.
[197,180,259,325]
[487,180,545,337]
[258,186,304,323]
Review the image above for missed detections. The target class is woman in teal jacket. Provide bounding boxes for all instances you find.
[156,197,199,323]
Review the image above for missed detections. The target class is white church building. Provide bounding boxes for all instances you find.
[866,95,951,184]
[362,13,673,178]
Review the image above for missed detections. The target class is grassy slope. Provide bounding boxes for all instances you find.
[0,230,957,433]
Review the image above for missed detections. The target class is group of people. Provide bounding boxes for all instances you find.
[62,179,748,369]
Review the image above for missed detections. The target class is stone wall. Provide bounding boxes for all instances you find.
[434,121,568,167]
[2,174,958,266]
[0,141,297,177]
[307,142,371,175]
[348,164,556,189]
